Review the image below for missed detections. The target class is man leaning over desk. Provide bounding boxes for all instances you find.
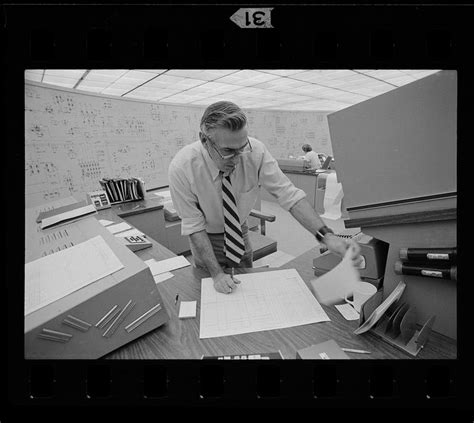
[168,101,362,294]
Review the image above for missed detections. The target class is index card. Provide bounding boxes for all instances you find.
[179,301,197,319]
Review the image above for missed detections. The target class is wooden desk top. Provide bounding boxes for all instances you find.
[96,204,456,360]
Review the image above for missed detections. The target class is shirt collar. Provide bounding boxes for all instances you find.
[200,141,221,181]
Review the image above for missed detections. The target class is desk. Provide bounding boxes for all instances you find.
[115,192,276,259]
[101,206,456,359]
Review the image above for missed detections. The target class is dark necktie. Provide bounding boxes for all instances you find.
[222,174,245,263]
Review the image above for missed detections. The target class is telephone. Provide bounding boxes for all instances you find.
[313,231,389,289]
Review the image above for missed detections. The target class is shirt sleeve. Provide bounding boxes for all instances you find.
[258,145,307,211]
[168,162,207,236]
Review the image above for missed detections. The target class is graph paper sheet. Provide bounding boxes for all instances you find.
[199,268,330,339]
[25,235,124,316]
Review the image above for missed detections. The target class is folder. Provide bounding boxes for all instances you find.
[41,204,97,229]
[37,200,88,223]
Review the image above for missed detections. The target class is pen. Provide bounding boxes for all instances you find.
[341,348,371,354]
[175,294,179,305]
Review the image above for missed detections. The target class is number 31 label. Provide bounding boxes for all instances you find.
[230,8,274,29]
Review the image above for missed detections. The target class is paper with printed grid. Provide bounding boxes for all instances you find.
[199,268,330,339]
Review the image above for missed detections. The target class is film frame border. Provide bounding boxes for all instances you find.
[4,2,470,412]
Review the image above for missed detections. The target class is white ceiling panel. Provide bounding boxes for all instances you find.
[257,69,307,77]
[45,69,85,78]
[25,70,43,81]
[87,69,129,79]
[216,70,281,86]
[42,76,78,88]
[165,69,239,80]
[184,82,241,95]
[25,69,441,111]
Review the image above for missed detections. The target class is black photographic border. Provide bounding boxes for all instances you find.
[4,1,471,415]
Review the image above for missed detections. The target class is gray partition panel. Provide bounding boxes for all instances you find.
[327,70,456,209]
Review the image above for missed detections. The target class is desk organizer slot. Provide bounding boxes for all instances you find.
[357,287,436,357]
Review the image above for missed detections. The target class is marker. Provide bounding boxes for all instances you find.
[341,348,371,354]
[394,261,457,281]
[399,247,456,262]
[175,294,179,305]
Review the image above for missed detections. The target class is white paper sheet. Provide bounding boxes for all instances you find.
[25,235,124,315]
[310,247,360,306]
[98,219,115,226]
[106,222,132,234]
[199,268,330,339]
[145,256,191,275]
[320,172,344,220]
[153,272,174,284]
[41,204,97,229]
[114,228,146,238]
[154,190,171,199]
[179,301,197,319]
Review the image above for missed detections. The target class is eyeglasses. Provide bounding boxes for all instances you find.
[205,135,252,160]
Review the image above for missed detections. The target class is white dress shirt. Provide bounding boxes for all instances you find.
[304,150,321,169]
[168,137,307,236]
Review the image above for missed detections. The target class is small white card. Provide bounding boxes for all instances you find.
[115,228,146,238]
[106,222,132,234]
[179,301,197,319]
[155,190,171,199]
[98,219,115,226]
[335,303,360,321]
[145,256,191,275]
[153,272,174,284]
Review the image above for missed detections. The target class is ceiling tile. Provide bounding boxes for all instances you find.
[166,69,239,80]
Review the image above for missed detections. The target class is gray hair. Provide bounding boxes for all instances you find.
[200,101,247,134]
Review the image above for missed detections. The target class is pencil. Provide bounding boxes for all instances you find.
[341,348,371,354]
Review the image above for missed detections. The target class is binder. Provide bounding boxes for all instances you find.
[98,177,145,205]
[99,180,114,204]
[114,179,124,201]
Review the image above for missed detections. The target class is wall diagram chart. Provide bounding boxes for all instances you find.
[25,82,333,208]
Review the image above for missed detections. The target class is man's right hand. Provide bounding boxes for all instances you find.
[213,272,240,294]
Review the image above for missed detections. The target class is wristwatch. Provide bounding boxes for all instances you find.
[315,226,334,243]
